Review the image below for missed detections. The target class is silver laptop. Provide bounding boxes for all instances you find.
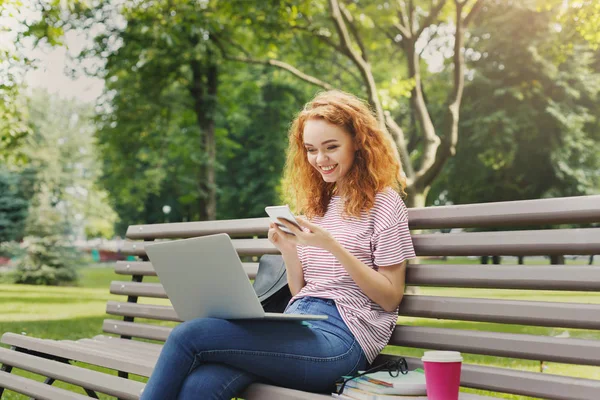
[144,233,327,322]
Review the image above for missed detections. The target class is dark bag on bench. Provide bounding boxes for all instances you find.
[252,255,292,313]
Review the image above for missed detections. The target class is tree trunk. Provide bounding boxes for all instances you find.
[492,255,501,265]
[405,186,429,208]
[518,256,524,265]
[197,167,208,221]
[190,53,218,221]
[205,60,218,221]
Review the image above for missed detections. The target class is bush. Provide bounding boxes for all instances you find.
[14,236,81,285]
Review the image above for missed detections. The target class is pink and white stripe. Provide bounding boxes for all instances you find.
[292,189,416,363]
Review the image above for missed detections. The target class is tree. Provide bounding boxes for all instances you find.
[4,89,118,285]
[70,0,315,227]
[19,89,117,239]
[222,0,484,207]
[70,0,228,221]
[428,1,600,206]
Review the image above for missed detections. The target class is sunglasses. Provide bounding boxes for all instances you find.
[337,358,408,395]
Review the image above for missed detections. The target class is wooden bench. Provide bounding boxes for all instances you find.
[1,194,599,399]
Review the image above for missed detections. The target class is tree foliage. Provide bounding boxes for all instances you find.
[3,0,597,241]
[0,0,85,161]
[429,1,600,205]
[20,89,117,238]
[221,0,485,207]
[68,0,316,230]
[0,168,29,242]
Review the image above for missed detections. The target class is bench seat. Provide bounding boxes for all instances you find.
[2,333,156,377]
[1,334,498,399]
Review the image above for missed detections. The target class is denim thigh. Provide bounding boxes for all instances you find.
[192,297,366,392]
[142,296,368,398]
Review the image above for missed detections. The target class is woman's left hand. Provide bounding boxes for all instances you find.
[276,217,337,251]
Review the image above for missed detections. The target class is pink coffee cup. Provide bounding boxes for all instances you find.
[421,351,463,400]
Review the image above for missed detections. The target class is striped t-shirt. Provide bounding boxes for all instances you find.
[290,188,416,364]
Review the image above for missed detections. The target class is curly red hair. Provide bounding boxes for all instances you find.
[283,90,406,218]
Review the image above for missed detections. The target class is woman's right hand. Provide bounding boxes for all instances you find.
[268,223,297,255]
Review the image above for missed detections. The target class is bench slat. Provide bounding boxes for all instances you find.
[114,262,600,291]
[125,195,600,239]
[121,238,278,257]
[413,228,600,256]
[0,347,145,400]
[376,355,600,400]
[106,291,600,331]
[92,335,163,353]
[114,261,161,276]
[0,370,92,400]
[390,326,600,366]
[81,337,162,358]
[114,261,259,279]
[73,339,159,361]
[399,295,600,330]
[407,264,600,291]
[120,228,600,257]
[408,194,600,229]
[103,319,172,342]
[127,217,272,240]
[110,281,168,298]
[1,333,153,377]
[106,301,179,321]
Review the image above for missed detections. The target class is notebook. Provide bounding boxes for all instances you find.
[336,369,427,396]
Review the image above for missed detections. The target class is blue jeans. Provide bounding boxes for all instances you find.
[140,297,367,399]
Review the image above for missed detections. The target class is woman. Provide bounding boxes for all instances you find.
[140,90,416,399]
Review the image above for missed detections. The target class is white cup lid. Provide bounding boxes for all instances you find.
[421,351,463,363]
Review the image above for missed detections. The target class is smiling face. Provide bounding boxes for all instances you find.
[303,118,357,187]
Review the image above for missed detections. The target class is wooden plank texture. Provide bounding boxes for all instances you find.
[120,228,600,257]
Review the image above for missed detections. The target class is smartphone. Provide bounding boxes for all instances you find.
[265,205,301,235]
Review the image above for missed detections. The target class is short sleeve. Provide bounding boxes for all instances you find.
[371,191,416,267]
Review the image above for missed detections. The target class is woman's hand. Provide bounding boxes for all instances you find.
[276,217,337,251]
[268,223,297,255]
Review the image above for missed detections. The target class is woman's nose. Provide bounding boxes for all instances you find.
[316,151,328,164]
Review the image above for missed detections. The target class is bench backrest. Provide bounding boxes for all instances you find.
[108,195,600,399]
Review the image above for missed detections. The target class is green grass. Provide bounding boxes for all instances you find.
[0,260,599,399]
